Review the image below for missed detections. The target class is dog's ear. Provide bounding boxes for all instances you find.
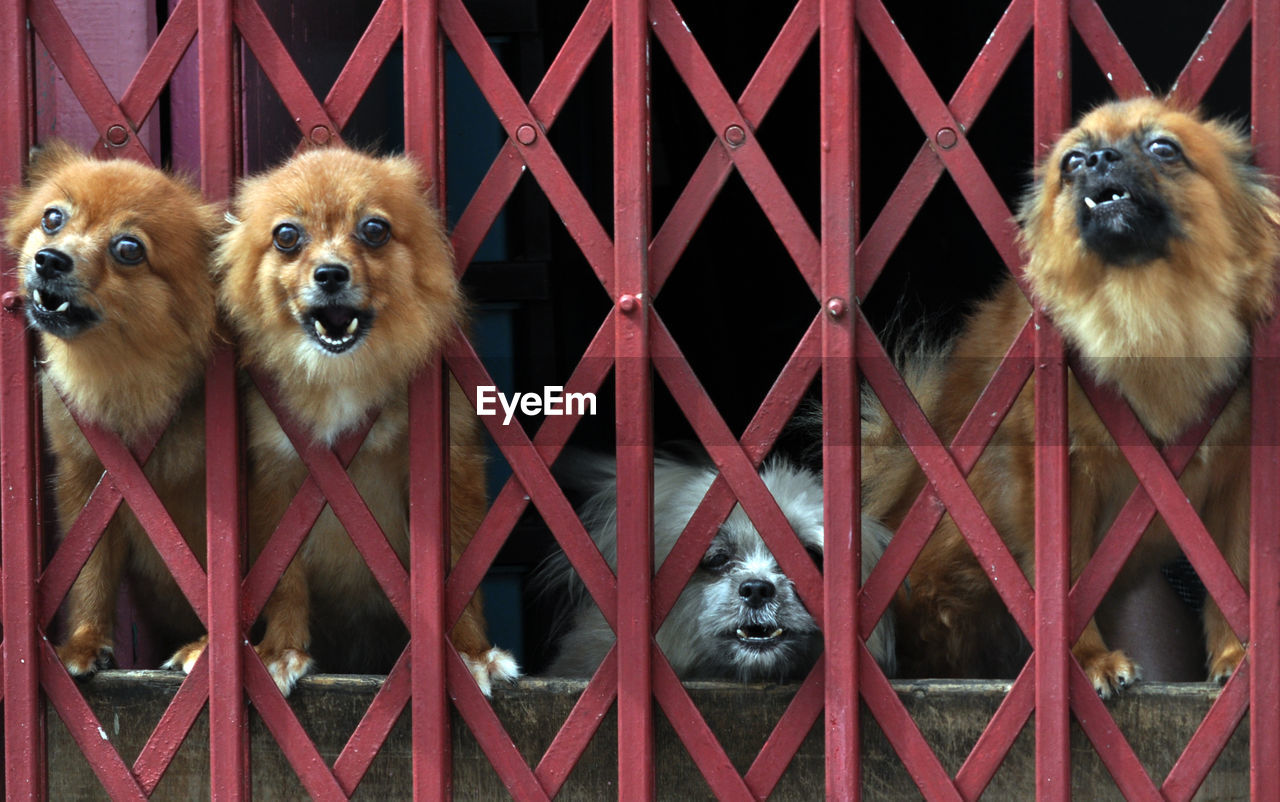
[26,139,86,184]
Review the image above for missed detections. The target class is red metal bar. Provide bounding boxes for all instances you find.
[234,0,341,143]
[856,0,1031,296]
[858,648,962,799]
[37,428,163,625]
[198,0,243,797]
[613,0,653,798]
[1251,2,1280,796]
[1069,0,1148,98]
[650,320,823,617]
[1169,0,1249,106]
[441,0,615,293]
[450,0,610,271]
[1,2,40,796]
[1073,373,1249,636]
[333,654,410,793]
[744,659,824,797]
[39,645,146,799]
[27,0,153,162]
[650,0,819,296]
[857,314,1036,634]
[444,653,551,800]
[651,655,753,798]
[1066,664,1161,800]
[859,321,1034,633]
[821,0,858,795]
[325,0,403,129]
[855,0,1022,274]
[533,650,619,796]
[1033,2,1070,800]
[649,0,817,291]
[404,0,452,796]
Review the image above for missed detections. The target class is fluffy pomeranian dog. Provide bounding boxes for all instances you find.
[539,453,896,681]
[4,143,221,676]
[207,146,516,695]
[865,98,1280,696]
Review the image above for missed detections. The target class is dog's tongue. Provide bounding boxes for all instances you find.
[315,306,355,335]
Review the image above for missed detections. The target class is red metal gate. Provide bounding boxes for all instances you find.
[1,0,1277,799]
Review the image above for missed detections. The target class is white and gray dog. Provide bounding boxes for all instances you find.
[538,453,896,681]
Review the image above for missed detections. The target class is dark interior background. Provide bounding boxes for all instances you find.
[229,0,1253,673]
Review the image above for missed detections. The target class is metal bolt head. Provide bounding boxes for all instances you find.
[105,125,130,147]
[724,125,747,148]
[2,291,22,311]
[516,124,538,146]
[310,125,332,145]
[936,127,958,150]
[826,297,846,318]
[618,294,638,313]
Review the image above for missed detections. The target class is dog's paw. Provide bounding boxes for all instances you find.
[57,639,114,679]
[161,636,209,674]
[256,646,314,697]
[1080,649,1141,699]
[1208,643,1246,684]
[462,647,520,696]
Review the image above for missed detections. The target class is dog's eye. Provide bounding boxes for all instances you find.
[41,207,65,234]
[273,223,302,253]
[1147,138,1182,162]
[1060,150,1086,174]
[806,546,824,573]
[357,216,391,248]
[700,551,731,574]
[110,235,145,266]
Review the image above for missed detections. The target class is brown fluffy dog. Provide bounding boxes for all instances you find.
[204,146,517,695]
[4,143,220,676]
[865,98,1280,696]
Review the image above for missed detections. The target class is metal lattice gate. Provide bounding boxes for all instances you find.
[0,0,1278,799]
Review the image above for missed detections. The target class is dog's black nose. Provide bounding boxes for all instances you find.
[34,248,73,278]
[1085,147,1122,174]
[313,263,350,293]
[739,579,776,609]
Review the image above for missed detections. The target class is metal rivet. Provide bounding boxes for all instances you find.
[936,127,958,150]
[618,294,638,313]
[310,125,332,145]
[105,125,130,147]
[2,292,22,311]
[516,124,538,146]
[826,297,846,318]
[724,125,747,148]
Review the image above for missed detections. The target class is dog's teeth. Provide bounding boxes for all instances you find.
[1111,193,1122,202]
[55,301,69,313]
[32,289,43,307]
[770,628,783,638]
[736,628,748,639]
[346,318,358,335]
[1084,197,1097,209]
[315,319,326,338]
[1120,190,1130,199]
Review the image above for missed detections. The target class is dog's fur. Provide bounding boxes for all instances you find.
[866,98,1280,696]
[539,454,896,681]
[199,146,516,695]
[4,143,220,676]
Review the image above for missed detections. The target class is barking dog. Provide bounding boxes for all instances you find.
[866,98,1280,695]
[5,143,220,677]
[540,454,896,681]
[203,146,517,695]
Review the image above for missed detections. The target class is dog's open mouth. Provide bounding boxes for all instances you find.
[1082,186,1131,212]
[735,624,786,649]
[304,305,371,354]
[26,285,99,336]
